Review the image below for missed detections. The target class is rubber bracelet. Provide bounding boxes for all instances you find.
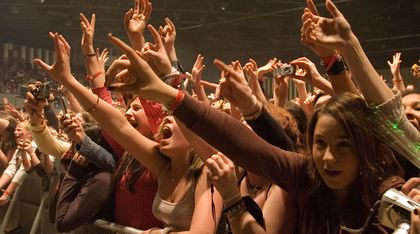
[85,71,103,81]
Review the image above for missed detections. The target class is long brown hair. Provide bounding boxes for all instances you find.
[304,93,402,232]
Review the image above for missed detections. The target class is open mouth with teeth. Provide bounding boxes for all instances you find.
[162,126,172,139]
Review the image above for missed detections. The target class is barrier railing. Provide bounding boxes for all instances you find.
[94,219,144,234]
[0,185,22,233]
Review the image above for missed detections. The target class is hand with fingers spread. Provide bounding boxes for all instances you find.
[160,18,177,61]
[205,152,240,205]
[302,0,352,51]
[141,25,173,77]
[5,103,24,122]
[80,13,96,55]
[188,54,207,101]
[190,54,205,83]
[33,32,73,84]
[97,48,109,72]
[301,0,337,58]
[388,52,402,78]
[124,0,152,50]
[106,33,178,105]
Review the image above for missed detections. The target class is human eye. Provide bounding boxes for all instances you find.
[337,141,351,149]
[314,138,326,149]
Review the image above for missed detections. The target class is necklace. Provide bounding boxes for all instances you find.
[170,177,179,203]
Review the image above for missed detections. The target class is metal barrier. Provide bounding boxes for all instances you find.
[0,185,22,233]
[94,219,144,234]
[29,191,49,234]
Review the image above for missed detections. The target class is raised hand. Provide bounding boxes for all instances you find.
[190,54,205,84]
[5,103,24,122]
[107,33,177,105]
[301,0,337,57]
[80,13,96,55]
[205,152,240,204]
[141,24,173,77]
[290,57,333,95]
[214,59,255,111]
[160,18,177,61]
[124,0,152,50]
[97,48,109,70]
[387,52,402,77]
[33,33,73,84]
[244,59,267,102]
[24,90,47,126]
[302,0,352,51]
[256,58,277,79]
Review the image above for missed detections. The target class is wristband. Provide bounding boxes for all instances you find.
[160,227,174,234]
[162,90,184,114]
[326,56,347,76]
[171,60,185,74]
[85,71,103,81]
[238,95,263,120]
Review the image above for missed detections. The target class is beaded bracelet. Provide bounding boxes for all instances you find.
[85,95,100,113]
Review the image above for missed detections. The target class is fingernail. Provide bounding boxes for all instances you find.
[414,208,419,215]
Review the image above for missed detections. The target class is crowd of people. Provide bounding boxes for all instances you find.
[0,0,419,233]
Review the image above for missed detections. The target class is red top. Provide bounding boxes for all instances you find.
[114,169,163,230]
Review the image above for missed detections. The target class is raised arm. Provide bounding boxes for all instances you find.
[301,0,358,95]
[33,33,167,176]
[303,0,391,104]
[124,0,152,51]
[387,52,406,92]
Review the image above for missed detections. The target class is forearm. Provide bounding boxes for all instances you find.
[30,123,70,158]
[64,92,84,113]
[128,33,145,51]
[229,212,266,234]
[392,78,406,92]
[295,84,308,107]
[0,174,12,190]
[4,181,20,196]
[340,34,394,104]
[313,76,334,95]
[194,83,208,102]
[249,79,266,103]
[174,95,306,192]
[0,149,8,167]
[328,70,358,95]
[274,81,288,108]
[247,107,295,151]
[76,135,115,169]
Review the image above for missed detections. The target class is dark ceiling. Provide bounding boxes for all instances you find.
[0,0,419,70]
